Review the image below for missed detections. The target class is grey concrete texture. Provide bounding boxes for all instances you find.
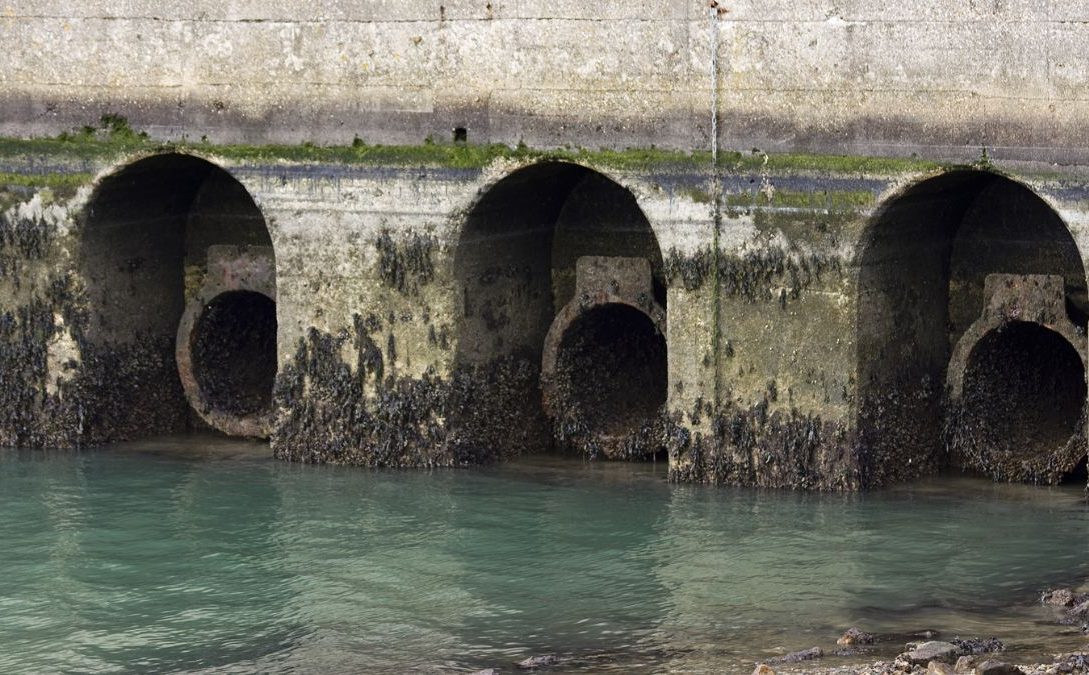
[4,1,1089,160]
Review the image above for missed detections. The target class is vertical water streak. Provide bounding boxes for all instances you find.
[709,4,724,407]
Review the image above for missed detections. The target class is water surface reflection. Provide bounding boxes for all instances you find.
[0,442,1086,673]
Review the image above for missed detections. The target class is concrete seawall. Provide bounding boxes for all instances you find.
[2,2,1088,488]
[2,139,1087,488]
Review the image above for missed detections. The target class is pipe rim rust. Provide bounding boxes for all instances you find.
[541,256,667,430]
[176,245,277,439]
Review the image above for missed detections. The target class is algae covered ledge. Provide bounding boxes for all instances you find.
[1,130,1088,491]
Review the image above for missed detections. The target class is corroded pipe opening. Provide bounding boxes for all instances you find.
[546,303,667,454]
[856,171,1088,488]
[950,321,1087,482]
[176,245,277,439]
[192,290,278,418]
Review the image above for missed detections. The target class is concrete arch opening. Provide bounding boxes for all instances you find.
[951,322,1086,482]
[856,169,1087,485]
[453,161,666,460]
[80,153,276,441]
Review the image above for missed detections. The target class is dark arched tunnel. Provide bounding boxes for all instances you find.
[856,169,1089,485]
[79,153,276,442]
[452,161,667,461]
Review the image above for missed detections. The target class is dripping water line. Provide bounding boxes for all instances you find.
[709,2,723,409]
[710,4,720,170]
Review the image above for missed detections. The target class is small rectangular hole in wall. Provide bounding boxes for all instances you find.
[453,127,467,143]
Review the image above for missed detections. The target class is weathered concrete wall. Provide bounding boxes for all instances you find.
[2,145,1089,488]
[4,2,1089,163]
[662,172,869,488]
[2,3,1089,489]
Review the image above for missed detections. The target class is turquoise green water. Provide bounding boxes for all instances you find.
[2,438,1088,674]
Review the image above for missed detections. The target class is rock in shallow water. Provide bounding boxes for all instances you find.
[839,627,876,646]
[768,646,823,664]
[1045,652,1089,674]
[1064,600,1089,624]
[517,654,560,669]
[906,641,960,665]
[833,646,875,658]
[974,660,1023,674]
[1043,588,1077,607]
[953,637,1004,656]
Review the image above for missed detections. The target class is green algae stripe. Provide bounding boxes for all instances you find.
[725,188,877,209]
[0,171,93,189]
[0,171,94,211]
[0,132,944,175]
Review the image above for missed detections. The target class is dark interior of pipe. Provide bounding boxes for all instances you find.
[959,322,1086,471]
[191,291,278,418]
[551,304,667,439]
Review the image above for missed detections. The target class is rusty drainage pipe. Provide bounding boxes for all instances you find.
[176,245,277,438]
[540,256,667,456]
[946,273,1088,482]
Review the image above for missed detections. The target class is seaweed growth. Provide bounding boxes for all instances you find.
[0,211,54,260]
[855,369,944,487]
[46,272,190,445]
[0,210,56,287]
[191,291,278,417]
[0,267,189,448]
[664,244,844,302]
[444,349,551,462]
[60,335,190,443]
[545,304,668,460]
[0,299,53,447]
[375,228,436,296]
[669,397,859,490]
[663,247,714,292]
[945,323,1088,484]
[271,317,547,466]
[0,212,75,447]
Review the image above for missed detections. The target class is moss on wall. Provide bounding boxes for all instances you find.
[0,173,90,213]
[0,114,953,176]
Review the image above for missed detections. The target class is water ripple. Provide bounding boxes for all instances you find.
[1,447,1088,673]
